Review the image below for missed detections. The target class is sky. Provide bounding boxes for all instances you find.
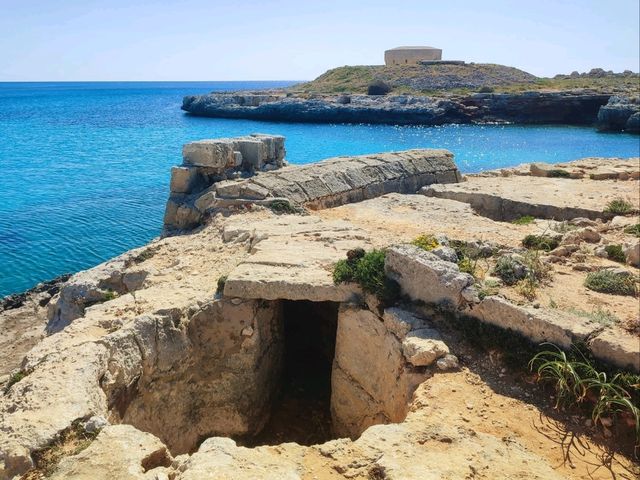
[0,0,638,81]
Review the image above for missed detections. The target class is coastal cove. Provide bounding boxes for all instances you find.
[1,81,639,297]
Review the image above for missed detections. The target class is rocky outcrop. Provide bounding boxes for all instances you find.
[331,306,445,437]
[182,91,611,126]
[2,146,639,479]
[385,244,477,308]
[51,425,172,480]
[596,96,640,132]
[164,146,461,232]
[422,173,639,221]
[222,215,368,303]
[0,275,69,378]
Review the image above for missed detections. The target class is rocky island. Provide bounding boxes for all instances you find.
[1,134,639,479]
[182,56,640,132]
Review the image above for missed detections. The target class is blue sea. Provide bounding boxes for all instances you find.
[1,81,639,297]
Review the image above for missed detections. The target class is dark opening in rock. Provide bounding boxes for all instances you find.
[244,300,339,446]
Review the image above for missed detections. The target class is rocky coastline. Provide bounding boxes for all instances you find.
[1,135,639,479]
[182,91,639,132]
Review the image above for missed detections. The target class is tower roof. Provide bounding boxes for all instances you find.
[388,46,439,50]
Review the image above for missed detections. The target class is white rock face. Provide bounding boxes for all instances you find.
[385,244,477,309]
[222,215,367,302]
[331,305,444,438]
[182,139,237,169]
[402,328,450,366]
[623,238,639,266]
[51,425,172,480]
[164,147,461,232]
[471,295,598,349]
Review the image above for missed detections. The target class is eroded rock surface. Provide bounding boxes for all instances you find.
[2,153,639,480]
[164,148,461,232]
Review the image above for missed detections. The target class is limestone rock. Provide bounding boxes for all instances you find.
[169,166,201,194]
[51,425,172,480]
[562,227,601,244]
[382,307,425,338]
[597,96,640,132]
[431,245,458,263]
[182,139,236,168]
[436,354,460,370]
[173,437,303,480]
[181,91,609,129]
[623,239,640,267]
[385,244,476,309]
[423,174,639,221]
[402,328,450,366]
[331,305,428,437]
[589,328,640,371]
[165,147,461,233]
[470,296,601,349]
[223,215,367,302]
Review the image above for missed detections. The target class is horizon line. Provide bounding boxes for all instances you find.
[0,79,307,83]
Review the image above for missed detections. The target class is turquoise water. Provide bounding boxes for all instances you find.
[1,82,639,297]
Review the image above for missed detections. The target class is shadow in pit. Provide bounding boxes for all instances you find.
[242,300,339,447]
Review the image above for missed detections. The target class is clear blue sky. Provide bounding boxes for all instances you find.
[1,0,638,81]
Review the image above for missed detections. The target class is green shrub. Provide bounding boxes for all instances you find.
[604,198,634,215]
[512,215,535,225]
[605,244,627,263]
[623,223,640,237]
[493,256,527,285]
[476,279,500,300]
[584,269,637,296]
[367,80,391,95]
[268,200,302,215]
[457,256,476,277]
[216,275,228,295]
[411,234,439,251]
[478,86,494,93]
[132,248,156,264]
[550,221,578,233]
[522,234,560,251]
[547,169,571,178]
[103,290,117,301]
[333,249,399,303]
[3,370,28,393]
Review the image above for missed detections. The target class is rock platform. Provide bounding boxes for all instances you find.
[1,145,639,479]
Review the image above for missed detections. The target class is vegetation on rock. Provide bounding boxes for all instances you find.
[493,256,527,285]
[566,307,620,327]
[333,248,399,303]
[584,269,638,296]
[547,169,571,178]
[367,80,391,96]
[216,275,228,295]
[129,247,158,265]
[290,63,639,96]
[3,370,28,394]
[522,234,560,251]
[605,198,635,215]
[103,290,117,301]
[411,234,439,251]
[512,215,535,225]
[25,421,100,478]
[605,244,627,263]
[530,344,639,443]
[623,223,640,237]
[268,199,303,215]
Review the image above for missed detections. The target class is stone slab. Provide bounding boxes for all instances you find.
[422,175,639,221]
